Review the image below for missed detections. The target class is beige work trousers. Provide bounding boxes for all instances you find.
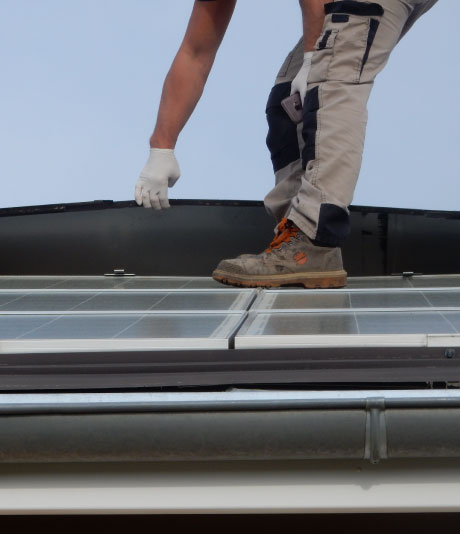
[264,0,438,246]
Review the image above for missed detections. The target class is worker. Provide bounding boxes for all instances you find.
[135,0,438,288]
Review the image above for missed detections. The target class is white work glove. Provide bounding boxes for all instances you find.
[135,148,180,210]
[290,51,314,106]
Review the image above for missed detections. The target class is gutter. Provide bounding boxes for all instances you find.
[1,390,460,464]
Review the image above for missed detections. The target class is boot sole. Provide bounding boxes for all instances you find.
[212,269,347,289]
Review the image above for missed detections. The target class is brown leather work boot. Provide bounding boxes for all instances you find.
[212,218,347,289]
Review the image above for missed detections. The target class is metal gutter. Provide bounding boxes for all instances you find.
[1,390,460,464]
[3,389,460,413]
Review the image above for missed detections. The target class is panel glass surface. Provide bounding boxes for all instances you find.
[356,311,458,334]
[0,293,103,312]
[115,278,192,290]
[345,277,413,289]
[117,278,225,290]
[0,313,243,340]
[0,291,253,312]
[0,293,26,307]
[0,277,69,290]
[0,316,55,338]
[424,291,460,307]
[253,289,460,311]
[237,311,460,338]
[240,312,359,336]
[72,292,166,311]
[51,278,141,290]
[350,291,428,309]
[147,291,253,311]
[254,291,351,310]
[73,291,251,312]
[0,277,227,291]
[347,275,460,289]
[439,312,460,332]
[409,276,460,288]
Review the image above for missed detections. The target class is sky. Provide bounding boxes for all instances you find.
[0,0,458,211]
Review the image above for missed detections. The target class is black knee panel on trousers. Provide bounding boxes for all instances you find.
[265,82,300,173]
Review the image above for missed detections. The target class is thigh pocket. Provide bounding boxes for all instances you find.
[328,14,372,83]
[308,29,338,83]
[309,4,383,84]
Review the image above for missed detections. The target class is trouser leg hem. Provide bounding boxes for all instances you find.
[287,209,347,248]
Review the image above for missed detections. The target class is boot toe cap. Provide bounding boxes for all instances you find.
[214,258,245,275]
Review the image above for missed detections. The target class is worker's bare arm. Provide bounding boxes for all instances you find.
[299,0,329,51]
[150,0,237,149]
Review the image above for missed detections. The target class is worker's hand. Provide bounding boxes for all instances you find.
[135,148,181,209]
[290,51,314,106]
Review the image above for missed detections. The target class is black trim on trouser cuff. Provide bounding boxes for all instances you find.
[266,82,300,173]
[361,18,380,75]
[324,1,384,17]
[301,86,320,170]
[315,203,351,247]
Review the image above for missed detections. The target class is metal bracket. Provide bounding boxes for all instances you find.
[104,269,135,277]
[364,397,388,464]
[390,272,423,277]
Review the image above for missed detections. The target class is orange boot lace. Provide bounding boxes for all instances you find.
[265,218,300,253]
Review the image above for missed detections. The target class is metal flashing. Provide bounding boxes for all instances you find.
[1,201,460,277]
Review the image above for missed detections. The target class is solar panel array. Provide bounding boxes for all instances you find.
[1,275,460,353]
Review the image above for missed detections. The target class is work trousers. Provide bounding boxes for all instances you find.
[264,0,438,247]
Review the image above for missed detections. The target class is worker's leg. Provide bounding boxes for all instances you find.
[212,0,438,288]
[263,38,305,223]
[285,0,438,247]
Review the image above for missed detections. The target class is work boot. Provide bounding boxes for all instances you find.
[212,218,347,289]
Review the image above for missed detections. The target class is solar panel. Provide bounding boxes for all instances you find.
[237,281,460,349]
[0,278,255,353]
[235,310,460,349]
[0,312,247,352]
[1,275,460,354]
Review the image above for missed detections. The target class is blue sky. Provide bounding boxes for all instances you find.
[0,0,457,210]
